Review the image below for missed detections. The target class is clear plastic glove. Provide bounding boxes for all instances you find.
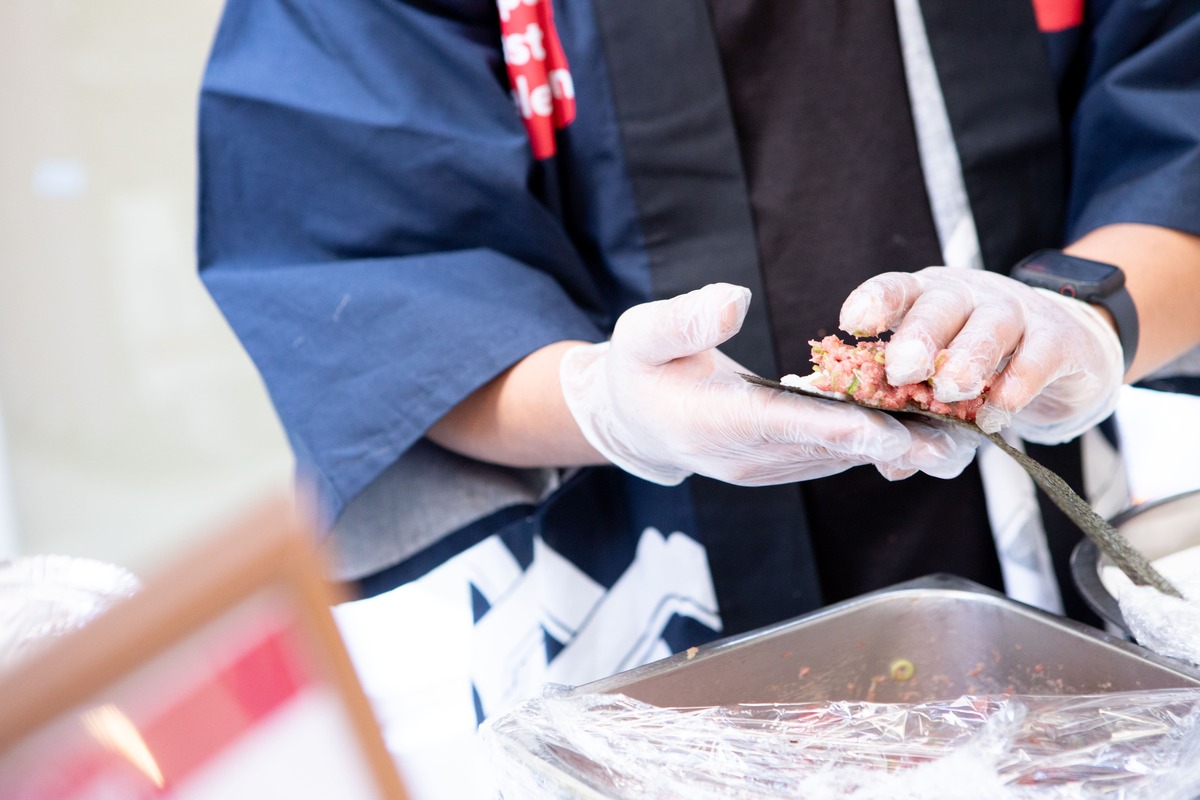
[840,266,1125,444]
[559,283,980,487]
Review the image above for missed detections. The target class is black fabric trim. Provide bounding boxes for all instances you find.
[587,0,774,378]
[689,478,825,631]
[1136,376,1200,397]
[588,0,822,629]
[919,0,1068,270]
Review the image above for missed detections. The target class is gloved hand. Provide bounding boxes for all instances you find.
[839,266,1125,444]
[559,283,980,486]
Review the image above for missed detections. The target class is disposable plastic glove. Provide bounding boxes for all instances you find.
[559,283,980,486]
[839,266,1125,444]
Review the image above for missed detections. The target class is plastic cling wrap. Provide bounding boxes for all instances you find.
[0,555,141,671]
[1104,545,1200,667]
[482,687,1200,799]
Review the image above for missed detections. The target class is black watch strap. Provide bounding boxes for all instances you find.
[1010,249,1139,374]
[1091,286,1138,375]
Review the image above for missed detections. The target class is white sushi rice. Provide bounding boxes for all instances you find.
[1103,545,1200,666]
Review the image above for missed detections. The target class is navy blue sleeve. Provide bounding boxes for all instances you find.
[1064,0,1200,241]
[197,0,604,520]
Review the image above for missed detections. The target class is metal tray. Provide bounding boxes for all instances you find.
[581,574,1200,707]
[490,576,1200,797]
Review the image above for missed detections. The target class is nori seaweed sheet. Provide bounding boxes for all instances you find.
[740,373,1182,599]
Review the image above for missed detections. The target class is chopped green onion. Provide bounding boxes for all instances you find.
[847,372,861,395]
[889,658,915,681]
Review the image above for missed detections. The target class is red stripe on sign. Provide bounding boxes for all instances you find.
[1031,0,1083,32]
[34,621,313,799]
[142,623,310,789]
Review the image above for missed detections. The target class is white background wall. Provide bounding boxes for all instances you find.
[0,0,293,576]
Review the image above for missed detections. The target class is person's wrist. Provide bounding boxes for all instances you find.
[1031,287,1124,380]
[1005,287,1124,443]
[559,342,693,486]
[1010,249,1138,375]
[1087,302,1115,328]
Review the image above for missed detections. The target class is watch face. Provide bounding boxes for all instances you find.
[1012,251,1125,299]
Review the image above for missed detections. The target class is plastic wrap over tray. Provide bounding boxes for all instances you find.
[0,554,141,671]
[481,577,1200,798]
[482,686,1200,799]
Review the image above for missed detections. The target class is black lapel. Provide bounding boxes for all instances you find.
[588,0,824,627]
[919,0,1068,271]
[587,0,776,378]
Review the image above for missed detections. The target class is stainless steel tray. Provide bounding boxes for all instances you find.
[490,575,1200,798]
[581,574,1200,706]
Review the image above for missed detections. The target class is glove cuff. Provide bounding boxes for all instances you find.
[559,342,693,486]
[1010,289,1124,443]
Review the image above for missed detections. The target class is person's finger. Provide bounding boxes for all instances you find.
[876,464,918,481]
[744,387,915,461]
[884,273,974,385]
[930,300,1023,402]
[896,418,980,479]
[692,439,861,486]
[973,340,1055,434]
[614,283,750,366]
[839,271,930,337]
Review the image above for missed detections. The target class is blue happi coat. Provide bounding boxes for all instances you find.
[197,0,1200,732]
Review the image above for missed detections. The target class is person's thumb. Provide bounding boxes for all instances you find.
[612,283,751,366]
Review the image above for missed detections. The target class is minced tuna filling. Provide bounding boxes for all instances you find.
[807,335,987,422]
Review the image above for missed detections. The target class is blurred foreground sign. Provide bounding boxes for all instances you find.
[0,498,408,799]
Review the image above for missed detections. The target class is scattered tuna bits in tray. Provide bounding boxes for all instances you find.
[801,334,987,422]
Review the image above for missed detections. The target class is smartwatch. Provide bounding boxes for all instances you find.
[1010,249,1139,374]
